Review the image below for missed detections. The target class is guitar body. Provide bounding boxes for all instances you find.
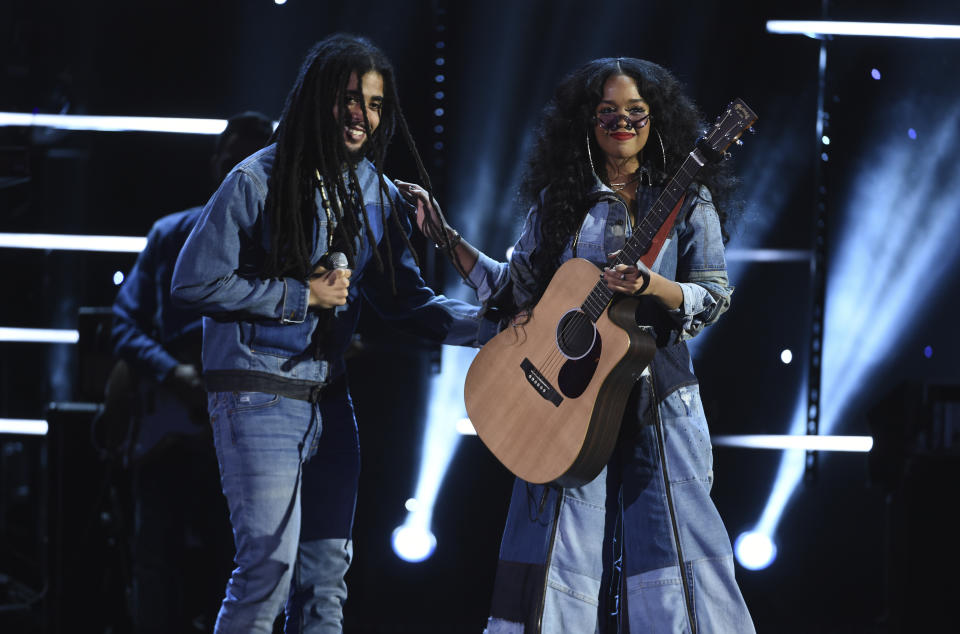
[465,258,656,487]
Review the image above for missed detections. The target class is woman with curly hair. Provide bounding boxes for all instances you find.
[400,56,754,633]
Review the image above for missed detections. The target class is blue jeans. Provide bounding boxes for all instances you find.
[486,379,754,633]
[208,380,360,634]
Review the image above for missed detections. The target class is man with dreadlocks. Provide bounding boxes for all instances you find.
[171,34,491,633]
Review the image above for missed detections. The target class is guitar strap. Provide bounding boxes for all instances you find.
[638,192,687,269]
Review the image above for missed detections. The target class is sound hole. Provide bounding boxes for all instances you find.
[556,309,596,360]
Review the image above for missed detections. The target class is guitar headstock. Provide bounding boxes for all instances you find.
[698,98,758,163]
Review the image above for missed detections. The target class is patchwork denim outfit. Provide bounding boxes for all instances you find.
[469,181,755,633]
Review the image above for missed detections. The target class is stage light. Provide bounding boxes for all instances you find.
[713,434,873,452]
[274,0,287,4]
[435,57,445,66]
[435,74,445,83]
[113,271,125,285]
[735,531,777,571]
[821,135,830,145]
[747,104,960,549]
[725,249,810,263]
[455,418,476,435]
[924,346,933,359]
[391,524,437,563]
[871,68,882,80]
[0,328,79,343]
[766,21,960,39]
[0,233,146,253]
[404,498,419,512]
[908,128,917,140]
[0,419,49,436]
[780,349,793,364]
[0,112,227,134]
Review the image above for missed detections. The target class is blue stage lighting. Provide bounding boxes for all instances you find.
[113,271,125,286]
[0,233,146,253]
[781,349,793,364]
[391,523,437,563]
[746,104,960,549]
[735,531,777,570]
[924,346,933,359]
[0,419,49,436]
[0,328,79,344]
[871,68,882,80]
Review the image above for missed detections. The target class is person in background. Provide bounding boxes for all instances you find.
[110,111,274,633]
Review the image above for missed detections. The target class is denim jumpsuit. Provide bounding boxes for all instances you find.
[468,180,755,633]
[172,145,493,633]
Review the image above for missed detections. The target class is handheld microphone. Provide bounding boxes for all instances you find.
[310,252,348,279]
[323,251,348,271]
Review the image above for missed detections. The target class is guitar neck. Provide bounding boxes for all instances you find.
[580,150,709,322]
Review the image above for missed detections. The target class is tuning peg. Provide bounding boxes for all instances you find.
[735,139,744,146]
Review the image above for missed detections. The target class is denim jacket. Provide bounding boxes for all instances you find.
[467,179,733,397]
[171,144,493,392]
[113,206,204,382]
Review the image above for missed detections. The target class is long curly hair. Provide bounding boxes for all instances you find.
[517,57,739,313]
[262,34,434,291]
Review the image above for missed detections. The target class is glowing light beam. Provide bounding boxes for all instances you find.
[750,105,960,545]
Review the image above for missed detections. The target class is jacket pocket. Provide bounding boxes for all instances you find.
[249,319,313,357]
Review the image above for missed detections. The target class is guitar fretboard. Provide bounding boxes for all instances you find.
[581,150,707,322]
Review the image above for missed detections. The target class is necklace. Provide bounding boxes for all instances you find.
[609,174,640,191]
[609,166,650,191]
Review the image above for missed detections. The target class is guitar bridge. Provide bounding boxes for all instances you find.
[520,358,562,407]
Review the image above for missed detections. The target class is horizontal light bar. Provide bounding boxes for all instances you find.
[0,419,49,436]
[725,248,811,262]
[0,328,79,343]
[766,20,960,39]
[0,112,227,134]
[0,233,146,253]
[713,434,873,452]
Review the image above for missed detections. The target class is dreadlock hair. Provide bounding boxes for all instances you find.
[515,56,741,316]
[262,33,438,292]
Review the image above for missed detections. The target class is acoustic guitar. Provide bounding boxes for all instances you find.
[464,99,758,487]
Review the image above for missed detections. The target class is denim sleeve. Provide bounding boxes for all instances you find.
[111,222,180,383]
[670,185,733,340]
[466,204,540,311]
[171,170,309,323]
[361,198,495,347]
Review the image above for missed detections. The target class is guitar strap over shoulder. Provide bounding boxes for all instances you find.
[638,192,686,269]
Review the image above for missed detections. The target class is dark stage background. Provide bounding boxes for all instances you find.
[2,1,959,632]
